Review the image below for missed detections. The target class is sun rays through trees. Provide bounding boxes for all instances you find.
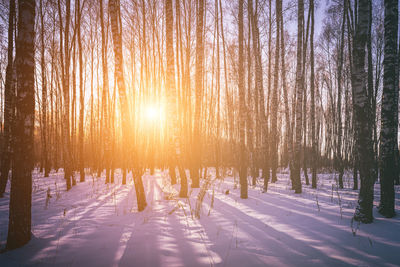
[0,0,399,257]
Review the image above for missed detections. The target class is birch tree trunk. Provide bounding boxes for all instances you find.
[109,0,147,211]
[247,0,254,185]
[293,0,304,194]
[271,0,281,183]
[238,0,247,199]
[165,0,188,197]
[378,0,398,218]
[215,0,221,179]
[310,0,317,189]
[58,0,74,190]
[193,0,205,189]
[0,0,15,197]
[100,0,111,184]
[249,0,267,190]
[352,0,375,224]
[40,0,50,177]
[7,0,35,249]
[280,0,292,189]
[336,0,347,189]
[77,0,85,182]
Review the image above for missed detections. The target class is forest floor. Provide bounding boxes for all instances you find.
[0,168,399,266]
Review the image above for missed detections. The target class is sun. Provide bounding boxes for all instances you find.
[144,104,160,122]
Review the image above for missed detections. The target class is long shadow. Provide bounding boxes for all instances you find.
[0,179,136,266]
[119,176,211,266]
[224,183,344,222]
[230,188,352,223]
[210,189,400,266]
[196,205,277,266]
[199,191,378,266]
[231,181,400,242]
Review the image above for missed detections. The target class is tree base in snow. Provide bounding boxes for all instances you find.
[377,205,396,218]
[353,208,373,224]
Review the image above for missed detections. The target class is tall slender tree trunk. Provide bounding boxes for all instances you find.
[40,0,49,177]
[7,0,36,250]
[346,3,358,191]
[302,5,311,186]
[279,0,292,189]
[193,0,205,189]
[215,0,221,179]
[165,0,188,197]
[336,0,347,189]
[252,0,267,190]
[77,0,85,182]
[58,0,73,190]
[310,0,317,189]
[89,34,95,175]
[293,0,304,194]
[0,0,15,197]
[238,0,247,199]
[367,0,377,184]
[219,0,233,174]
[396,12,400,187]
[71,39,76,178]
[100,0,111,184]
[247,0,254,185]
[271,0,281,183]
[378,0,398,218]
[352,0,375,224]
[109,0,147,211]
[266,0,272,185]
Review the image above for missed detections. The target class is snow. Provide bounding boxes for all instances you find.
[0,168,399,266]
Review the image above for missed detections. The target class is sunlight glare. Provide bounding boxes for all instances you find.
[145,105,160,122]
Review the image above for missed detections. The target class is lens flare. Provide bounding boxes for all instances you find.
[145,105,159,121]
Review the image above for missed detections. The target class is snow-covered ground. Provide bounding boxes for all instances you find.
[0,168,399,266]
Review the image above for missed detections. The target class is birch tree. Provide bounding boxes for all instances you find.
[238,0,247,199]
[165,0,188,197]
[293,0,304,194]
[0,0,15,197]
[310,0,317,188]
[193,0,205,189]
[109,0,147,211]
[7,0,36,249]
[378,0,398,218]
[271,0,281,183]
[353,0,375,224]
[40,0,50,177]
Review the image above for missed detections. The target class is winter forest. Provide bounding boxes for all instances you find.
[0,0,399,266]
